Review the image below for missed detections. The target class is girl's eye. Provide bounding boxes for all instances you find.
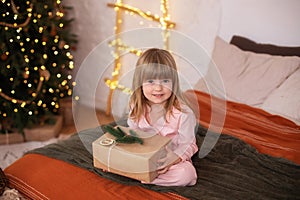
[143,79,172,85]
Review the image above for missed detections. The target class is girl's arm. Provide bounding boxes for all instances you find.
[173,107,198,161]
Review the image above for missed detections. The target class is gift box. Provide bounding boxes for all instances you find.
[92,126,171,183]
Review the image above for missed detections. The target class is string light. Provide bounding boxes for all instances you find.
[107,1,175,29]
[105,0,175,115]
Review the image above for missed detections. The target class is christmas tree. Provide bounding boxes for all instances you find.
[0,0,77,133]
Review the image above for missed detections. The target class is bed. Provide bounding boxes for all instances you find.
[3,36,300,200]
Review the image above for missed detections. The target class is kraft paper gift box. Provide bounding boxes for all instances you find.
[92,126,171,183]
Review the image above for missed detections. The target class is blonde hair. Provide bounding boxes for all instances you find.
[129,48,185,121]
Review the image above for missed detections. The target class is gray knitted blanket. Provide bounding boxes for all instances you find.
[28,121,300,200]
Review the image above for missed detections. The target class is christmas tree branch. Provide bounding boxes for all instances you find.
[0,3,32,28]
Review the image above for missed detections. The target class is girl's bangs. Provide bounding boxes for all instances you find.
[142,64,174,80]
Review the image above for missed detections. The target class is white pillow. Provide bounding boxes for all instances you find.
[196,36,300,106]
[260,69,300,125]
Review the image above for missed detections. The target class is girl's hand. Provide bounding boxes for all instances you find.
[157,165,171,174]
[157,157,182,174]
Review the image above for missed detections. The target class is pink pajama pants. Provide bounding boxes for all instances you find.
[145,161,197,186]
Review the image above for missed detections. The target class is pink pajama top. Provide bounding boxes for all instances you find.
[127,104,198,161]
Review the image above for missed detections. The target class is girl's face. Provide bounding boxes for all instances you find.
[142,78,173,105]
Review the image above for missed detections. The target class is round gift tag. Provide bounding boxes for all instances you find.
[99,138,115,146]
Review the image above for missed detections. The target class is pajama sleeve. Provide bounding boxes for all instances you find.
[173,107,198,161]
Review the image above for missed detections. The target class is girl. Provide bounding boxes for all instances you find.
[127,48,198,186]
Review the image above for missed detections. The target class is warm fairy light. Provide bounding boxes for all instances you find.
[66,52,71,56]
[61,80,67,86]
[21,102,26,108]
[48,88,54,93]
[108,39,143,57]
[69,61,74,69]
[56,11,64,17]
[37,100,43,106]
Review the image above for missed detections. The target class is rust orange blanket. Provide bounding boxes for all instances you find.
[184,90,300,165]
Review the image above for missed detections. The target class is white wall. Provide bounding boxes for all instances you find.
[64,0,300,116]
[218,0,300,46]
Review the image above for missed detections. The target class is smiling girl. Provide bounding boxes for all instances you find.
[127,48,198,186]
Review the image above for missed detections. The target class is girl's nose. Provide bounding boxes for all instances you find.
[154,83,163,90]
